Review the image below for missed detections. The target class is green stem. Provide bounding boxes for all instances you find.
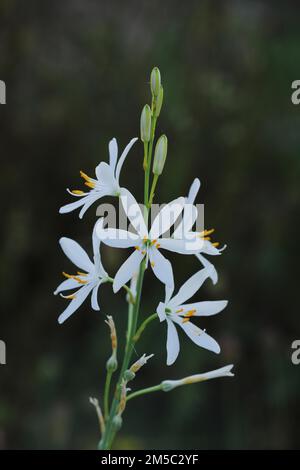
[144,102,157,209]
[126,384,162,402]
[99,94,159,450]
[148,174,159,207]
[103,369,113,420]
[99,260,146,449]
[133,313,157,343]
[106,277,135,304]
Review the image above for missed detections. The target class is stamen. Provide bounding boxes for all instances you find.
[182,309,196,323]
[151,239,157,245]
[212,242,220,247]
[141,250,146,255]
[71,190,85,195]
[176,308,184,313]
[84,181,95,189]
[62,272,88,284]
[151,262,155,268]
[134,246,140,251]
[80,170,92,182]
[156,243,161,249]
[62,294,76,300]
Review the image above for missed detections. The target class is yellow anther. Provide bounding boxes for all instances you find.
[151,239,157,245]
[62,272,88,284]
[156,243,161,249]
[62,271,72,279]
[72,190,85,195]
[182,317,190,323]
[63,294,76,300]
[176,308,184,313]
[134,246,140,251]
[212,242,220,247]
[182,309,196,323]
[151,261,155,268]
[203,236,211,241]
[143,236,148,243]
[84,181,95,189]
[80,170,92,182]
[141,250,146,255]
[198,228,215,238]
[77,271,87,276]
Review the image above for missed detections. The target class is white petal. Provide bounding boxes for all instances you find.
[96,226,141,248]
[168,267,212,308]
[159,235,204,254]
[165,285,174,304]
[166,319,180,366]
[200,239,223,255]
[91,282,102,311]
[115,137,138,183]
[173,203,198,238]
[196,253,218,284]
[92,220,107,277]
[78,193,107,219]
[149,197,185,239]
[149,247,174,289]
[113,249,145,293]
[173,316,220,354]
[156,301,167,322]
[108,138,118,172]
[59,197,87,214]
[58,284,93,324]
[59,238,94,272]
[187,178,201,204]
[54,278,79,295]
[92,220,102,256]
[95,162,118,194]
[120,189,148,239]
[177,300,228,316]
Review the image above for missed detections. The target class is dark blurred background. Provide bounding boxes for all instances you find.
[1,0,300,449]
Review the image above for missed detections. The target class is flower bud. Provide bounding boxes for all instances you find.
[150,67,161,97]
[130,353,154,374]
[155,85,164,117]
[124,369,136,382]
[140,104,152,142]
[153,135,168,176]
[106,354,118,372]
[161,365,234,392]
[112,415,123,431]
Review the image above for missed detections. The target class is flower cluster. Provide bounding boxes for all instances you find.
[54,67,234,449]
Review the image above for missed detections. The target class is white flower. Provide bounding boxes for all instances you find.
[156,267,228,365]
[173,178,226,284]
[59,137,138,218]
[96,191,205,293]
[161,364,234,391]
[54,221,108,324]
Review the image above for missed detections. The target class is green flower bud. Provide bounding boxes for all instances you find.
[150,67,161,97]
[153,135,168,176]
[140,104,152,142]
[124,369,136,382]
[112,415,123,431]
[106,354,118,373]
[161,380,174,392]
[155,85,164,117]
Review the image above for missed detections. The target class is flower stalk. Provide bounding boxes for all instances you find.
[55,66,233,451]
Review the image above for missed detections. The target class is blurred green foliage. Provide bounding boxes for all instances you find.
[1,0,300,449]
